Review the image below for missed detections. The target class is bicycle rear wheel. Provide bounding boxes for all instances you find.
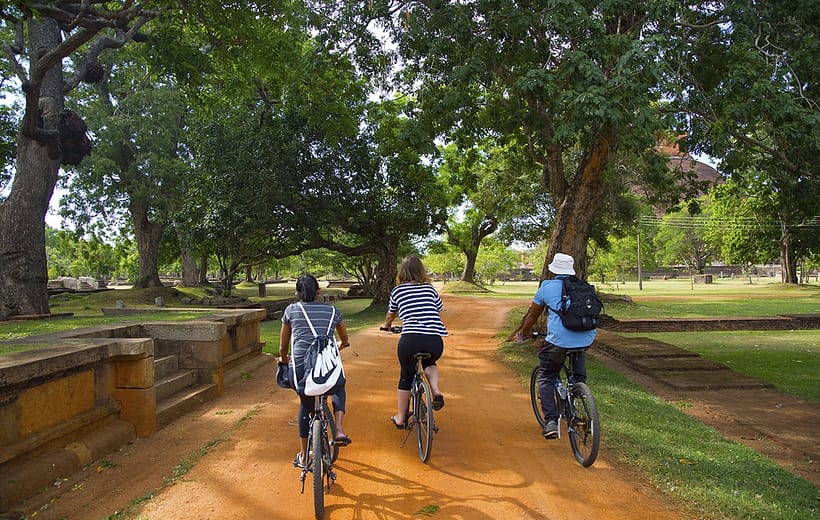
[529,367,547,427]
[415,380,434,463]
[567,382,600,467]
[311,419,325,519]
[322,400,339,463]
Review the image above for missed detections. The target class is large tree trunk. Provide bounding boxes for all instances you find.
[198,254,209,285]
[544,133,614,280]
[0,20,64,318]
[179,247,199,287]
[371,242,398,306]
[0,139,58,318]
[461,248,478,283]
[780,224,798,284]
[130,201,165,288]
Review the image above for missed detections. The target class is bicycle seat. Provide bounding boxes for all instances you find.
[413,352,432,361]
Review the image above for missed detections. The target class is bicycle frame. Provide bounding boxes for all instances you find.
[300,394,338,520]
[381,326,437,463]
[399,354,437,462]
[530,346,600,467]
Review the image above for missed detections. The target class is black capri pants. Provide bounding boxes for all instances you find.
[396,333,444,391]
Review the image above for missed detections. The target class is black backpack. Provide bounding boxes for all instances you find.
[547,276,604,331]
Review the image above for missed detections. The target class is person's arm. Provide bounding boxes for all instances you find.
[279,321,292,364]
[336,320,350,349]
[383,310,398,329]
[518,302,545,338]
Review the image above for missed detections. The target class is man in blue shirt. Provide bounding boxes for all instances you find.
[518,253,597,439]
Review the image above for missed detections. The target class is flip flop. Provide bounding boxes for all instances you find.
[334,436,352,447]
[390,415,407,430]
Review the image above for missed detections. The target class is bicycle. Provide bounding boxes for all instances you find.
[380,325,439,463]
[299,393,339,520]
[528,334,600,467]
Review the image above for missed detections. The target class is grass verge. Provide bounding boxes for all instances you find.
[498,310,819,520]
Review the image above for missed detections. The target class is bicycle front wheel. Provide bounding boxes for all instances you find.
[529,367,547,427]
[311,419,325,519]
[567,382,600,467]
[415,380,434,463]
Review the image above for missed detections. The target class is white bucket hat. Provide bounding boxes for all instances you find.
[548,252,576,276]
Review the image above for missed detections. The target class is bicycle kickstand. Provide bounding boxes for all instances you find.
[399,418,415,448]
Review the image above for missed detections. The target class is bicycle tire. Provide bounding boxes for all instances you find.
[415,379,434,463]
[311,419,325,519]
[567,382,600,467]
[322,400,339,463]
[529,367,547,427]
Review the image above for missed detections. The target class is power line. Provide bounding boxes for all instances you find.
[637,215,820,230]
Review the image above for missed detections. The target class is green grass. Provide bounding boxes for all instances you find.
[499,317,819,520]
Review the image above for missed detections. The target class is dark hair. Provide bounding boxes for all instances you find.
[296,274,320,302]
[396,255,431,285]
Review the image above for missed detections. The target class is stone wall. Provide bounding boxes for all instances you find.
[0,308,266,512]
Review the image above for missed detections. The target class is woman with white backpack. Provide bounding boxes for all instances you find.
[278,274,352,469]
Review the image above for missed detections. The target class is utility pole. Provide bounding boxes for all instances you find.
[637,223,643,291]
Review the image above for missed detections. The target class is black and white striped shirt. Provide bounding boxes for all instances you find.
[388,283,448,336]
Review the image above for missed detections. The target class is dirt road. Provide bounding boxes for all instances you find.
[18,296,682,520]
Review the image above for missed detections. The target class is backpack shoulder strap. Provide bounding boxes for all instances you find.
[296,302,319,337]
[297,302,336,339]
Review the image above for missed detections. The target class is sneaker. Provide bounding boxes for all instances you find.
[293,452,305,469]
[542,420,559,439]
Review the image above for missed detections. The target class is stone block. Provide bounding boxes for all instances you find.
[114,354,155,389]
[18,371,94,436]
[113,386,156,437]
[142,321,225,342]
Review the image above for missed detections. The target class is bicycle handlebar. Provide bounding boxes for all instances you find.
[380,326,403,334]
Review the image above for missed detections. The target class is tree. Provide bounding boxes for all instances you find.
[372,1,682,280]
[706,176,820,282]
[670,0,820,283]
[0,2,156,318]
[651,202,715,274]
[60,49,189,288]
[422,242,464,282]
[673,1,818,184]
[474,239,518,285]
[438,141,541,283]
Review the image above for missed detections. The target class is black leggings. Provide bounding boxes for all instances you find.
[396,333,443,391]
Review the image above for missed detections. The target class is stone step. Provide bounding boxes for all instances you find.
[156,384,219,430]
[155,369,197,402]
[153,354,179,380]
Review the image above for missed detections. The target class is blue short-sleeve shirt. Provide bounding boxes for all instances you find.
[533,276,596,348]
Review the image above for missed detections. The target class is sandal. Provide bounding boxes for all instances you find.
[292,452,306,469]
[390,415,407,430]
[432,395,445,411]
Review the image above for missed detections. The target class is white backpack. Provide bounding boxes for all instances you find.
[296,303,345,396]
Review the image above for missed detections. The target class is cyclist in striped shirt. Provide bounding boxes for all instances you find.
[383,255,448,429]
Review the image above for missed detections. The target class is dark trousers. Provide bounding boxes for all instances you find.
[537,343,587,422]
[296,385,345,438]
